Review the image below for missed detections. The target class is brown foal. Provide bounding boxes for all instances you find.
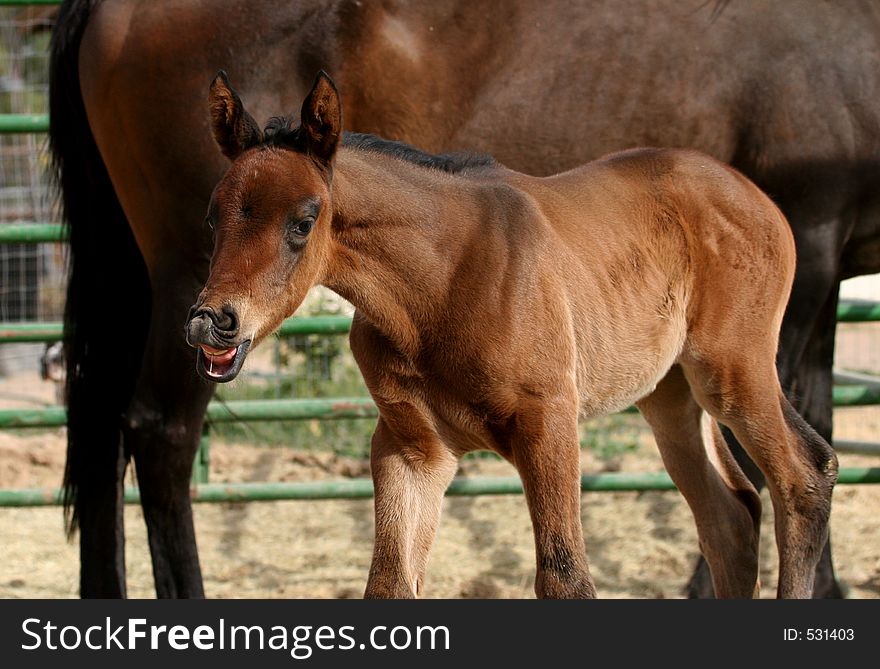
[186,72,838,599]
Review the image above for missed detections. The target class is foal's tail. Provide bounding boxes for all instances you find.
[49,0,150,534]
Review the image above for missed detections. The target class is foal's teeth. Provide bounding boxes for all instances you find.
[201,345,234,357]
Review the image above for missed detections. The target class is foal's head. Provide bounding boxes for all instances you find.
[185,71,342,382]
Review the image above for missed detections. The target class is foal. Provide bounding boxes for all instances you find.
[186,72,838,598]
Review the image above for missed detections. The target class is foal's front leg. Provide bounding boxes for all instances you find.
[365,414,458,598]
[510,401,596,599]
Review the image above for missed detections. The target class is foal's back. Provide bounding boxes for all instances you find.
[502,148,794,416]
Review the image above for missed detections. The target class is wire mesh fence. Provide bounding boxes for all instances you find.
[0,7,62,374]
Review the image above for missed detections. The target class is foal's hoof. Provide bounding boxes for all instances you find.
[684,558,715,599]
[812,576,846,599]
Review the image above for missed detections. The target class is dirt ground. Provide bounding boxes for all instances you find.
[0,409,877,600]
[0,322,878,599]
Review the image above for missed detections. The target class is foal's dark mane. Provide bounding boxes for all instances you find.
[263,116,496,174]
[342,132,497,173]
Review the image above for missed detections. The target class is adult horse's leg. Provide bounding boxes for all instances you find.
[364,417,458,598]
[636,366,761,598]
[509,397,595,599]
[686,225,845,598]
[122,264,214,598]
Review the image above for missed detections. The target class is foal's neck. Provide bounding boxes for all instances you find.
[323,149,495,356]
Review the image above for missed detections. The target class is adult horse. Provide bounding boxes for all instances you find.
[50,0,880,597]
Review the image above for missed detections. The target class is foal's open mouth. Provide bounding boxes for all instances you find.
[195,340,251,383]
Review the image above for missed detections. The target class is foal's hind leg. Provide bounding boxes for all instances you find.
[365,414,458,598]
[636,366,761,598]
[688,231,846,598]
[682,354,838,599]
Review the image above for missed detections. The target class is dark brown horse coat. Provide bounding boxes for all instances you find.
[50,0,880,597]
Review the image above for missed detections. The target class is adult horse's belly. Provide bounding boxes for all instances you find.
[78,0,302,273]
[78,0,228,270]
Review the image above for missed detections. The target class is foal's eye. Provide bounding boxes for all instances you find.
[291,218,315,238]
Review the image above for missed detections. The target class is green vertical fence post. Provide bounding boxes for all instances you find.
[191,425,211,485]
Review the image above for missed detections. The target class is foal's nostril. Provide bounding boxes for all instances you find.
[191,307,216,326]
[186,304,238,337]
[186,305,200,324]
[185,309,213,348]
[217,304,238,333]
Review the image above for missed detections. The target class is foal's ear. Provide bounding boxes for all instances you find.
[209,70,262,160]
[299,71,342,166]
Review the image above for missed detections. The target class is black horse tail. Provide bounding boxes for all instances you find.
[49,0,150,535]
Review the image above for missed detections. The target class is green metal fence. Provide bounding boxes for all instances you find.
[0,0,877,508]
[1,267,878,504]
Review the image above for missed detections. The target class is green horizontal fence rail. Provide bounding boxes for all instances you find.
[1,467,877,507]
[0,398,378,429]
[2,385,879,430]
[0,315,353,342]
[0,114,49,134]
[0,322,62,343]
[0,0,60,5]
[2,298,879,344]
[0,223,63,244]
[836,300,880,323]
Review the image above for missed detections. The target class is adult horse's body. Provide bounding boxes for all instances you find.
[187,71,836,599]
[50,0,880,597]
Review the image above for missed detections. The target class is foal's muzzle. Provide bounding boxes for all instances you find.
[185,304,251,383]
